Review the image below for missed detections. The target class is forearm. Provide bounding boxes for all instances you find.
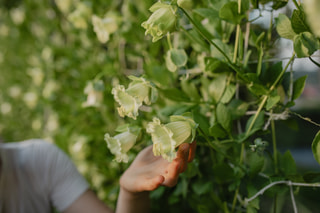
[115,187,150,213]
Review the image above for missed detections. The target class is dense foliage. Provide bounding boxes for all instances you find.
[1,0,320,212]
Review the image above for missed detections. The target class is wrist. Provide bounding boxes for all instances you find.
[119,186,150,201]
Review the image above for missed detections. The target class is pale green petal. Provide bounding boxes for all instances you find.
[104,127,140,163]
[104,133,128,162]
[165,121,192,146]
[114,131,137,153]
[112,85,142,119]
[126,76,158,105]
[147,117,177,161]
[141,3,178,42]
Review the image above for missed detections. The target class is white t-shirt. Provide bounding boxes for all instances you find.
[0,139,89,213]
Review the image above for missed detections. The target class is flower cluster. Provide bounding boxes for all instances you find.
[112,76,157,120]
[105,75,198,162]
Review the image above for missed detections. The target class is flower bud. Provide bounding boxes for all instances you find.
[104,125,141,163]
[141,2,178,42]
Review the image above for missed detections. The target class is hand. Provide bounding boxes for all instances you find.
[120,141,197,193]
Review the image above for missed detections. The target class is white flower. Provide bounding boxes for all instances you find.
[104,125,141,163]
[112,85,142,119]
[141,2,178,42]
[92,13,119,43]
[68,2,91,29]
[82,80,104,108]
[112,76,157,119]
[146,114,198,162]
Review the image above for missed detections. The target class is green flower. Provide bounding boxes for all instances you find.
[104,125,141,163]
[112,76,157,119]
[146,114,198,161]
[141,2,178,42]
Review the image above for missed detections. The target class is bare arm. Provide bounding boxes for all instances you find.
[63,189,113,213]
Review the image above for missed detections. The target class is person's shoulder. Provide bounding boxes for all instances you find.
[4,139,60,152]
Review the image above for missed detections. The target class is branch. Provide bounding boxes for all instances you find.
[244,180,320,206]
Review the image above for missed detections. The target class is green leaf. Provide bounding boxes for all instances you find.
[266,95,280,110]
[291,9,310,34]
[220,84,236,104]
[208,74,227,103]
[181,78,201,101]
[216,103,232,133]
[272,0,288,9]
[219,2,246,24]
[312,130,320,165]
[245,111,265,136]
[160,88,190,102]
[212,163,235,183]
[169,49,188,67]
[166,49,188,72]
[248,152,265,178]
[209,123,227,138]
[294,32,320,58]
[191,180,213,196]
[193,8,219,22]
[260,62,283,86]
[292,75,307,100]
[228,99,249,120]
[205,57,231,73]
[275,14,296,40]
[279,150,297,176]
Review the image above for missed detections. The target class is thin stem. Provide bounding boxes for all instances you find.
[179,7,233,65]
[257,44,263,76]
[309,56,320,68]
[167,33,173,50]
[289,183,298,213]
[269,52,295,91]
[245,95,268,135]
[292,0,301,9]
[270,112,278,174]
[233,24,241,63]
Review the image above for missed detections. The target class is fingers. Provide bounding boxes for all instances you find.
[162,160,180,187]
[145,175,165,191]
[176,143,190,173]
[188,140,197,162]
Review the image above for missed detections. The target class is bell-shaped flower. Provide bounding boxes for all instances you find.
[146,114,198,161]
[112,85,142,119]
[141,2,178,42]
[112,76,157,119]
[82,80,104,108]
[92,12,119,43]
[104,125,141,163]
[126,75,158,105]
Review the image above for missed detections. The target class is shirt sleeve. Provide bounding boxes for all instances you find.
[29,140,90,212]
